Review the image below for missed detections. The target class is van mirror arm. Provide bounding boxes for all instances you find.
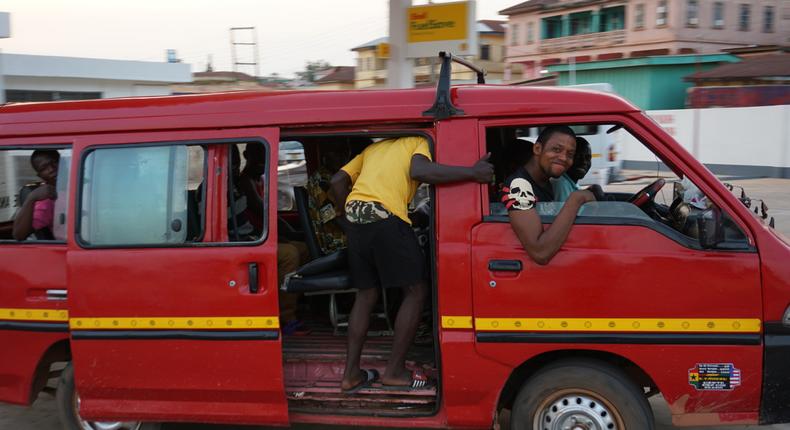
[423,51,486,120]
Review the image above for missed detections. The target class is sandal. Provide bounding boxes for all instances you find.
[341,368,380,394]
[381,370,435,391]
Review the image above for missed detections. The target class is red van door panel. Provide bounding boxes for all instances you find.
[67,129,288,425]
[0,246,69,405]
[471,222,763,417]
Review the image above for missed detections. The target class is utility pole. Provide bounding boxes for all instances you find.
[230,27,260,77]
[388,0,414,88]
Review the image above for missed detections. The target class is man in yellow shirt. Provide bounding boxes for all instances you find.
[331,136,493,392]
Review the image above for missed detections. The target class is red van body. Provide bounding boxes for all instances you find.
[0,86,788,429]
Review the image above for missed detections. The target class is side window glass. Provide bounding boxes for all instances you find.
[277,140,306,211]
[0,148,71,242]
[227,142,269,242]
[485,123,749,249]
[80,145,205,246]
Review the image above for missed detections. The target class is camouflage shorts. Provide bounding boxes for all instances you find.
[345,200,392,224]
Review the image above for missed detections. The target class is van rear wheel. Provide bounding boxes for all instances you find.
[510,360,653,430]
[56,363,160,430]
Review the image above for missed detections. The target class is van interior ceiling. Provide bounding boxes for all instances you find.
[276,134,438,416]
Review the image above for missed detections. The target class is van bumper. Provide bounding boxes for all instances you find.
[760,322,790,424]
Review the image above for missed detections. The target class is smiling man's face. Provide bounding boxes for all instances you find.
[535,131,576,179]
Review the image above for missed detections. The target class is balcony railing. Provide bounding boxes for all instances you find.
[539,30,626,54]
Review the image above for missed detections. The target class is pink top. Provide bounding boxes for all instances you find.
[32,198,55,230]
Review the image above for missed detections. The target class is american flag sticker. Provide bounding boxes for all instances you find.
[688,363,742,391]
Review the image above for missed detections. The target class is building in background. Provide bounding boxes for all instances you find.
[546,53,739,109]
[171,71,270,94]
[685,50,790,108]
[501,0,788,82]
[0,53,191,103]
[352,20,511,89]
[312,66,356,90]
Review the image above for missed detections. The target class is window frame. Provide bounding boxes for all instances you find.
[478,115,755,252]
[75,137,270,250]
[686,0,699,27]
[712,1,725,29]
[634,3,645,30]
[656,0,669,27]
[0,144,72,245]
[739,3,751,31]
[763,5,775,33]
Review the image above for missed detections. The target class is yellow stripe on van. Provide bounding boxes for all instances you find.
[474,318,761,333]
[0,308,68,322]
[69,316,280,330]
[441,315,474,329]
[591,153,602,158]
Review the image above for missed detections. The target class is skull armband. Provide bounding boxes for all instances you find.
[502,177,536,210]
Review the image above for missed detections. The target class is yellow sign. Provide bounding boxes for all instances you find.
[377,43,390,59]
[407,1,468,43]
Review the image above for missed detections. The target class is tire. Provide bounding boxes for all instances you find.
[56,363,161,430]
[511,359,654,430]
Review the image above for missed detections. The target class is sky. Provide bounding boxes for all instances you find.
[0,0,519,78]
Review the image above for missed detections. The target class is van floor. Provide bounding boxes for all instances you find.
[282,325,437,416]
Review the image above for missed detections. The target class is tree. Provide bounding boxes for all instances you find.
[296,60,332,82]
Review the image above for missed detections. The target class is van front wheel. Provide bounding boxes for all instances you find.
[510,360,654,430]
[56,363,161,430]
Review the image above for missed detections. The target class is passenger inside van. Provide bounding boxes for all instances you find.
[332,135,493,393]
[502,126,595,265]
[551,136,599,202]
[12,149,60,241]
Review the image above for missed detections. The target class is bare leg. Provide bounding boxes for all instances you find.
[382,281,428,386]
[341,287,381,390]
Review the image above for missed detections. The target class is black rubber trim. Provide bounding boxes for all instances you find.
[0,321,69,332]
[760,322,790,424]
[483,214,755,252]
[71,329,280,341]
[476,332,761,345]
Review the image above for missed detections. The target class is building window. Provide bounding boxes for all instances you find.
[686,0,699,26]
[600,6,625,31]
[479,45,491,61]
[511,23,520,46]
[713,2,725,28]
[527,22,534,44]
[542,15,563,39]
[764,6,775,32]
[635,4,645,29]
[656,0,668,26]
[739,4,751,31]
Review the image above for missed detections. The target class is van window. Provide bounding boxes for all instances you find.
[79,145,205,246]
[485,122,749,249]
[0,148,71,242]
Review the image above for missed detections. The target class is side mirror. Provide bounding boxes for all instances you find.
[698,207,723,249]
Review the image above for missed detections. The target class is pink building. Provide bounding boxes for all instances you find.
[501,0,789,82]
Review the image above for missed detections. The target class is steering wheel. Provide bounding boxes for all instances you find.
[628,178,666,208]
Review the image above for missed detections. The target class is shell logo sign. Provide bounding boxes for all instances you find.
[405,1,476,58]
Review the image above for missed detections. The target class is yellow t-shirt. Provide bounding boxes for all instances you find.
[341,136,432,224]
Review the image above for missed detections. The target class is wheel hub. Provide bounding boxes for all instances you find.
[537,393,618,430]
[75,392,142,430]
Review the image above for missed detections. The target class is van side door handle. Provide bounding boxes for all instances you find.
[248,263,259,294]
[488,260,522,272]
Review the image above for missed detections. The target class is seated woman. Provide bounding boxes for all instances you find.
[13,150,60,241]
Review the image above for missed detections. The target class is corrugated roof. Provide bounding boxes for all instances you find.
[314,66,355,84]
[477,20,506,33]
[686,54,790,81]
[499,0,559,16]
[351,36,389,51]
[193,71,258,82]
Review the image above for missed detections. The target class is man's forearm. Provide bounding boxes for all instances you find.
[411,162,477,184]
[517,198,584,265]
[12,199,36,240]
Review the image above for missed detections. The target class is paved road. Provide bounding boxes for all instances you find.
[3,174,789,430]
[3,393,790,430]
